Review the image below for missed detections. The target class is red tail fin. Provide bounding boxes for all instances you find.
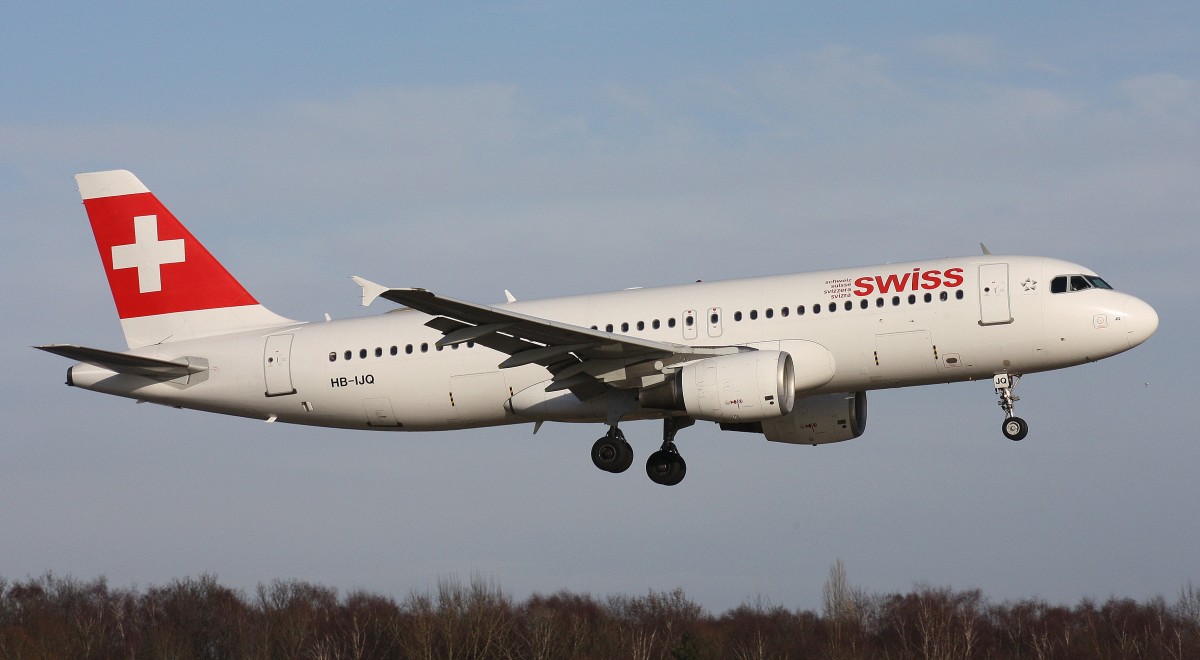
[76,170,293,348]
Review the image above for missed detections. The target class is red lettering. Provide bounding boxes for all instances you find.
[877,272,910,294]
[852,266,965,296]
[921,270,942,290]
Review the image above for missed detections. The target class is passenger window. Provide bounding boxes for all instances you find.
[923,293,932,303]
[781,307,789,318]
[390,346,397,356]
[637,321,645,331]
[798,305,806,316]
[940,291,948,301]
[710,312,719,324]
[329,352,337,362]
[908,294,916,305]
[876,297,884,308]
[668,318,677,328]
[653,319,661,329]
[621,322,629,332]
[734,311,743,322]
[860,299,868,309]
[955,290,964,300]
[406,344,413,354]
[812,304,821,315]
[828,302,836,312]
[420,343,428,353]
[375,347,383,358]
[892,296,900,306]
[345,350,352,361]
[766,308,774,319]
[750,310,758,320]
[605,324,614,333]
[359,349,367,359]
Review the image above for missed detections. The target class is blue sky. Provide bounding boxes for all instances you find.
[2,2,1198,612]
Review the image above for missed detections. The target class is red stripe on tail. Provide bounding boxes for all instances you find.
[84,192,258,319]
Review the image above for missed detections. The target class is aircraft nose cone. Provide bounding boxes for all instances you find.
[1123,297,1159,348]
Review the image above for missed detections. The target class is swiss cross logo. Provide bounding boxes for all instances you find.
[110,215,185,293]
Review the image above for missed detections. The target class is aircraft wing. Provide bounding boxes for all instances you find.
[352,277,736,398]
[35,344,207,379]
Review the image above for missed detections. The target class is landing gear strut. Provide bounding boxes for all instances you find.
[591,426,634,473]
[994,373,1029,441]
[646,417,693,486]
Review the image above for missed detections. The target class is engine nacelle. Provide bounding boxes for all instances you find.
[721,391,867,445]
[641,351,795,423]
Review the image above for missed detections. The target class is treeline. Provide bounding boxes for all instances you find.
[1,567,1198,659]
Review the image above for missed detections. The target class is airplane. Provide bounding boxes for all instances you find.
[38,170,1159,486]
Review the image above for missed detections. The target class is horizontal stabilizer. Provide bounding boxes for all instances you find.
[35,344,207,379]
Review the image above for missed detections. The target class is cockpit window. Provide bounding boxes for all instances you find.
[1052,274,1115,294]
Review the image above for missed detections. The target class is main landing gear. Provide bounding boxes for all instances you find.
[646,417,693,487]
[590,417,694,486]
[591,426,634,473]
[994,373,1029,441]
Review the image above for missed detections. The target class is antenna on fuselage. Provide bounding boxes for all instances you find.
[980,243,992,255]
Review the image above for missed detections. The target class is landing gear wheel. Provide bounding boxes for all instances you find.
[1002,417,1029,441]
[591,431,633,473]
[994,374,1029,441]
[612,439,634,472]
[646,447,686,486]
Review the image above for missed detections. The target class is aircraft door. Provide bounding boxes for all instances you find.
[263,334,296,396]
[364,397,400,427]
[707,307,723,338]
[683,309,698,340]
[978,263,1013,325]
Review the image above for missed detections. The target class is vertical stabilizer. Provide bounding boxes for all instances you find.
[76,170,295,348]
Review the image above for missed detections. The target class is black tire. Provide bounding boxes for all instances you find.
[612,440,634,473]
[591,436,621,472]
[646,449,686,486]
[1002,416,1029,441]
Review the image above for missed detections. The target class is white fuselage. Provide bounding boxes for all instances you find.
[68,255,1157,432]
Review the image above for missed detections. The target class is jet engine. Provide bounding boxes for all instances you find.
[640,350,795,423]
[721,391,867,445]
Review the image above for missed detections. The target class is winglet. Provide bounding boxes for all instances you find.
[351,276,390,307]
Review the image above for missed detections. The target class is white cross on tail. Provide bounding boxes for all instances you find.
[110,215,185,293]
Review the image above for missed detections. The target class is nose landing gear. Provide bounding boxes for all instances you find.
[994,373,1028,441]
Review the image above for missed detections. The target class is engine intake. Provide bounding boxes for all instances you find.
[641,351,795,423]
